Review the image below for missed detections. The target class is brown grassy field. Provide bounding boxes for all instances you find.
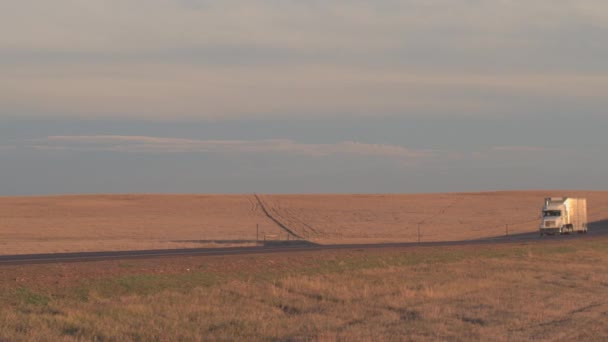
[2,191,608,255]
[260,191,608,243]
[1,237,608,340]
[0,195,277,254]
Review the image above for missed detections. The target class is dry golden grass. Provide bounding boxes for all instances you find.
[1,191,608,254]
[0,195,280,255]
[260,191,608,243]
[1,238,608,340]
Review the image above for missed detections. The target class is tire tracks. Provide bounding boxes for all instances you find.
[253,194,303,240]
[418,195,465,225]
[282,207,320,238]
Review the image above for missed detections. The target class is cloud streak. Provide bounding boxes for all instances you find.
[1,1,607,119]
[3,64,606,120]
[35,135,433,161]
[28,135,556,168]
[492,146,547,153]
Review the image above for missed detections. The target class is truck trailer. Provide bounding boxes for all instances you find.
[539,197,587,236]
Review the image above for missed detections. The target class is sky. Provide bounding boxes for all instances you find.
[1,1,607,195]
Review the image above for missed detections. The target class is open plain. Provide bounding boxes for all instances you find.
[2,191,608,340]
[1,191,608,255]
[2,237,608,340]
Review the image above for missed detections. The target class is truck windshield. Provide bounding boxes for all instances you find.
[543,210,561,217]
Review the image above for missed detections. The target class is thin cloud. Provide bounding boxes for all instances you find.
[4,63,606,120]
[1,1,607,120]
[492,146,547,153]
[36,135,434,161]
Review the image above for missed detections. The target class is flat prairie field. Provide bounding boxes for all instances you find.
[2,237,608,340]
[1,191,608,255]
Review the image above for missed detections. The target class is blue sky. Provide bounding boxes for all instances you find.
[0,1,607,195]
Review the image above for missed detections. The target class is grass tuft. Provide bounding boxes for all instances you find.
[14,287,50,307]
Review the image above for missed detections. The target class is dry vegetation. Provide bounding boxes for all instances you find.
[0,195,278,254]
[3,191,608,340]
[2,191,608,255]
[259,191,608,243]
[1,237,608,340]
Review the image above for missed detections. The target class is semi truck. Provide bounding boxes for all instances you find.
[539,197,587,236]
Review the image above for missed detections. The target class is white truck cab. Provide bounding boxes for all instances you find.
[540,197,587,236]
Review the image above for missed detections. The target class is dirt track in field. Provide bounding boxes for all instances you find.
[1,191,608,255]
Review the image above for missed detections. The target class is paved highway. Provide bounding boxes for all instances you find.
[1,225,607,266]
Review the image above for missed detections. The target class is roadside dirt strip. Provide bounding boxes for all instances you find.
[1,230,606,266]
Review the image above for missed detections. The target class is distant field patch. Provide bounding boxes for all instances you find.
[1,191,608,254]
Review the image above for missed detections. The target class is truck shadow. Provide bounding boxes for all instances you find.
[589,219,608,230]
